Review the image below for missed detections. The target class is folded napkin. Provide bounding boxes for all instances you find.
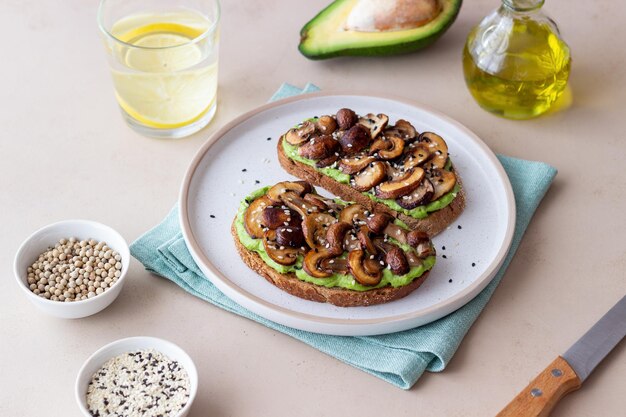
[131,83,557,389]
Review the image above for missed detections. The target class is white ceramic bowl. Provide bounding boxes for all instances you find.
[14,219,130,319]
[75,336,198,417]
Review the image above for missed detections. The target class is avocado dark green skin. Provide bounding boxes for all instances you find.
[299,0,463,60]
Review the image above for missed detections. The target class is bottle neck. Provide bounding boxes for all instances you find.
[502,0,544,12]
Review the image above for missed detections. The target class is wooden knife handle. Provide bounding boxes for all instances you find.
[496,356,582,417]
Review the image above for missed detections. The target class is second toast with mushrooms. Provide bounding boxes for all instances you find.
[232,180,437,307]
[277,108,465,236]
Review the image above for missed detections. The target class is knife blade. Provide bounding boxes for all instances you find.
[497,295,626,417]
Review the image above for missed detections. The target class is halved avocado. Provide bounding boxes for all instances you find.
[299,0,462,60]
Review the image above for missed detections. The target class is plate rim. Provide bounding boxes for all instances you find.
[179,91,516,334]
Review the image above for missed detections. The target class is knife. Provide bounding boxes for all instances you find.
[497,295,626,417]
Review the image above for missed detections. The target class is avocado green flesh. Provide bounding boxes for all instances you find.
[282,139,459,219]
[299,0,463,59]
[235,187,436,291]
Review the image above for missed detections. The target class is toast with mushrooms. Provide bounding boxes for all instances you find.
[232,181,437,307]
[277,109,465,236]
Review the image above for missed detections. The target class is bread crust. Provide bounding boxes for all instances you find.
[232,221,431,307]
[277,136,465,236]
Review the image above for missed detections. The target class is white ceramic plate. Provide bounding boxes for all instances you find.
[179,92,515,336]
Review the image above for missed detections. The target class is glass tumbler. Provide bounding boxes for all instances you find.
[98,0,220,139]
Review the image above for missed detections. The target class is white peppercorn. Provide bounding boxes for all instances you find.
[27,237,123,302]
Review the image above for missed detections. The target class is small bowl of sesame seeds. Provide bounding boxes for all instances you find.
[13,219,130,319]
[75,336,198,417]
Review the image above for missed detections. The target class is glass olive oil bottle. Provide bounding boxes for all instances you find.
[463,0,571,119]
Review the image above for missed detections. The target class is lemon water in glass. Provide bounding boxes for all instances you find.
[98,0,220,138]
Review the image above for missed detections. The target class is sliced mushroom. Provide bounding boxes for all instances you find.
[369,135,405,160]
[298,134,339,160]
[382,223,408,245]
[344,230,363,252]
[358,113,389,139]
[275,225,305,248]
[302,213,336,248]
[284,120,315,146]
[339,124,371,155]
[261,207,300,229]
[315,154,339,168]
[303,248,337,278]
[266,181,312,204]
[418,132,448,169]
[326,221,352,255]
[407,230,430,248]
[303,193,329,211]
[406,251,423,267]
[357,225,378,254]
[338,154,376,174]
[373,237,395,254]
[315,115,337,134]
[339,204,368,225]
[403,144,432,171]
[320,257,349,274]
[394,119,418,140]
[348,249,382,286]
[244,196,272,239]
[396,178,434,209]
[336,108,357,130]
[364,258,384,276]
[375,167,425,199]
[429,168,457,200]
[365,212,393,234]
[385,246,410,275]
[280,191,321,217]
[262,230,299,266]
[353,161,387,192]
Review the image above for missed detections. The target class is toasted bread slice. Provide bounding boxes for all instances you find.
[278,135,465,236]
[232,221,431,307]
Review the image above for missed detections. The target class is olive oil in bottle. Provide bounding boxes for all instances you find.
[463,0,571,119]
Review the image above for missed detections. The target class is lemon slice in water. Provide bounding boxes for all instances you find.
[110,19,217,129]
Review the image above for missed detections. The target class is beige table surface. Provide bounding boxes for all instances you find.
[2,0,625,416]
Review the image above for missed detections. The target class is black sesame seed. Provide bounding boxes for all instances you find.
[442,254,447,259]
[457,225,462,229]
[210,214,215,218]
[255,180,260,184]
[267,137,271,141]
[241,168,247,172]
[472,262,476,267]
[442,246,446,250]
[448,279,453,283]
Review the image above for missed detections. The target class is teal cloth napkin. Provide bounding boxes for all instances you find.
[130,83,557,389]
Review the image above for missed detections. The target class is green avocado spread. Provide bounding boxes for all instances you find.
[281,139,460,220]
[235,187,436,292]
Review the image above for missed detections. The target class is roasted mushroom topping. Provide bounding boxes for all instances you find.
[382,223,408,245]
[275,225,305,248]
[403,144,431,171]
[262,207,300,229]
[339,204,368,226]
[298,134,339,160]
[396,178,434,209]
[357,225,378,254]
[393,119,418,140]
[429,168,457,200]
[418,132,448,169]
[303,193,330,211]
[303,248,335,278]
[353,161,387,192]
[407,230,430,248]
[336,108,357,130]
[266,181,312,204]
[262,230,299,266]
[369,135,405,160]
[284,120,315,146]
[343,230,363,252]
[375,167,425,199]
[385,246,410,275]
[365,212,393,234]
[373,237,395,254]
[244,196,272,239]
[325,221,352,255]
[358,113,389,139]
[280,191,321,217]
[320,257,349,274]
[348,249,382,286]
[338,154,376,174]
[339,124,371,155]
[315,154,339,168]
[302,213,336,248]
[363,258,384,276]
[315,115,338,134]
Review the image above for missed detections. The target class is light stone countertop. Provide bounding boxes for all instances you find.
[1,1,625,416]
